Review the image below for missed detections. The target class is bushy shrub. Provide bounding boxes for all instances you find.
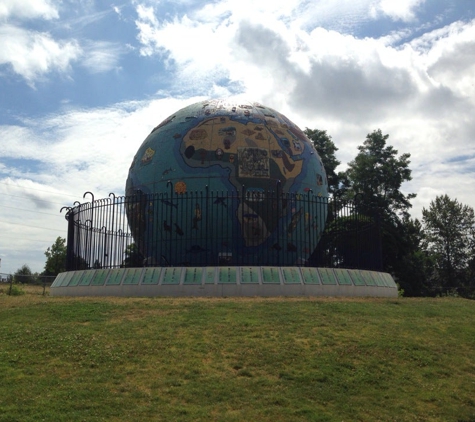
[7,283,25,296]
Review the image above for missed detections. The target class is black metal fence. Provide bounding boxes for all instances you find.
[62,190,383,271]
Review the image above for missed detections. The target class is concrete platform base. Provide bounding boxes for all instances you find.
[51,266,398,298]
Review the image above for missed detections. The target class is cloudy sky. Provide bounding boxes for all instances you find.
[1,0,474,274]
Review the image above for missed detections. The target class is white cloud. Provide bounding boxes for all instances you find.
[2,97,205,196]
[60,7,116,31]
[371,0,425,22]
[421,20,475,98]
[0,24,81,85]
[0,0,59,20]
[135,4,164,57]
[133,6,438,122]
[80,41,126,73]
[0,28,131,83]
[0,176,70,274]
[0,1,128,84]
[113,5,123,17]
[133,5,474,119]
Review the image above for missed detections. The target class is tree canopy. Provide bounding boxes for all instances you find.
[121,243,144,268]
[304,128,342,195]
[422,195,475,294]
[343,129,415,218]
[44,237,67,276]
[13,264,34,283]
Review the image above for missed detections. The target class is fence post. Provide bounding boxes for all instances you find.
[354,193,363,269]
[375,211,383,271]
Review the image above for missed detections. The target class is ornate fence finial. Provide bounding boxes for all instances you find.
[83,191,95,202]
[60,206,72,220]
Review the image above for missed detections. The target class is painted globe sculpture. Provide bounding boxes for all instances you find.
[126,99,328,266]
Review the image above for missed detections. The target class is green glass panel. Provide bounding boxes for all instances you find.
[51,273,61,287]
[360,270,376,286]
[68,272,82,287]
[318,268,337,285]
[122,268,141,285]
[50,274,62,287]
[91,269,109,286]
[79,270,96,286]
[378,272,389,287]
[59,272,75,287]
[240,267,259,284]
[107,268,125,285]
[184,267,203,285]
[333,268,353,285]
[349,270,366,286]
[218,267,236,284]
[261,267,281,284]
[301,267,320,284]
[162,267,181,285]
[371,271,386,287]
[381,272,396,288]
[204,267,216,284]
[282,267,301,284]
[142,267,161,285]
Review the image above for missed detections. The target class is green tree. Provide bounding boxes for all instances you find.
[70,253,89,271]
[392,217,434,296]
[92,259,102,269]
[422,195,475,295]
[343,129,415,218]
[121,243,144,268]
[44,237,67,276]
[304,128,343,195]
[13,264,34,284]
[311,214,381,270]
[466,255,475,298]
[340,129,417,291]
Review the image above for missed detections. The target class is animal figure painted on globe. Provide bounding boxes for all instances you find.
[126,99,328,266]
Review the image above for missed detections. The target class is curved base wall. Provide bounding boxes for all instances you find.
[51,267,398,298]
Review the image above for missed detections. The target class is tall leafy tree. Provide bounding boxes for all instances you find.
[304,128,342,195]
[422,195,475,294]
[14,264,34,284]
[340,129,417,290]
[44,237,67,276]
[343,129,415,218]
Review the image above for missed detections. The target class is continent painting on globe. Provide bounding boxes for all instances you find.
[126,99,328,266]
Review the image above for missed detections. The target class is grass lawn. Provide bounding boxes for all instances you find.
[1,284,475,421]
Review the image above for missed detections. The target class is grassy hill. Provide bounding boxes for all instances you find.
[1,285,474,421]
